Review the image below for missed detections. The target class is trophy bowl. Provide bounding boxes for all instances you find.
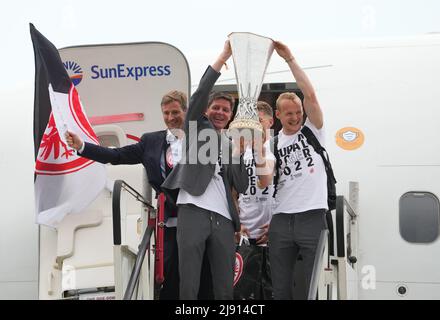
[228,32,274,138]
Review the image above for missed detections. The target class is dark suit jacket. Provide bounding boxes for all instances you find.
[80,130,179,219]
[161,66,248,232]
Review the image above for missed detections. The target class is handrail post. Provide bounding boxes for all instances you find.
[112,180,124,246]
[349,181,359,215]
[332,184,359,300]
[123,226,154,300]
[111,179,156,300]
[307,229,329,300]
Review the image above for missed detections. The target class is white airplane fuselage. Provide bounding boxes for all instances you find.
[1,34,439,299]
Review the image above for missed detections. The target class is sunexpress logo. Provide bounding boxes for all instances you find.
[63,61,83,86]
[90,63,171,80]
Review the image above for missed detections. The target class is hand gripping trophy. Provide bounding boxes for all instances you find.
[228,32,274,139]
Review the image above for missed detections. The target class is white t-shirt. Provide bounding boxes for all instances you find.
[273,118,328,214]
[177,160,231,221]
[238,142,275,238]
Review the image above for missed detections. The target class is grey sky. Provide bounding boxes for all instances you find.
[1,0,439,91]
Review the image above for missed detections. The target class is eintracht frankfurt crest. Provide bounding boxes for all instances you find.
[233,252,244,286]
[35,85,99,175]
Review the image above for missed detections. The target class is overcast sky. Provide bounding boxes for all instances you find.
[1,0,439,92]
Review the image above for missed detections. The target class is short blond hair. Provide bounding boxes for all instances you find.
[257,101,273,118]
[276,92,302,111]
[161,90,188,111]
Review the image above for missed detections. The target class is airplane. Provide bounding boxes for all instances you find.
[1,32,440,300]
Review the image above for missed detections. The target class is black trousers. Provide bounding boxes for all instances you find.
[159,226,214,300]
[269,209,328,300]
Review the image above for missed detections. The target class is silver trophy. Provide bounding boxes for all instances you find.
[228,32,274,134]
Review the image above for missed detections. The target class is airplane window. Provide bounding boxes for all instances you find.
[399,192,439,243]
[98,135,120,148]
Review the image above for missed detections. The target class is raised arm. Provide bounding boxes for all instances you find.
[274,41,323,129]
[185,40,232,123]
[212,40,232,72]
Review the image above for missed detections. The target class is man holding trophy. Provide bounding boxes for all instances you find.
[162,34,278,299]
[269,41,329,300]
[161,40,251,300]
[228,33,329,300]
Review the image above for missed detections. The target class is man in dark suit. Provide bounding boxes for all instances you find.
[161,40,249,300]
[65,90,212,300]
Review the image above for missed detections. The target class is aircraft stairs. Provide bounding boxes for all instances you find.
[112,181,360,300]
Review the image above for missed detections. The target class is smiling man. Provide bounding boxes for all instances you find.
[162,40,250,300]
[269,41,329,300]
[205,92,234,130]
[65,90,212,300]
